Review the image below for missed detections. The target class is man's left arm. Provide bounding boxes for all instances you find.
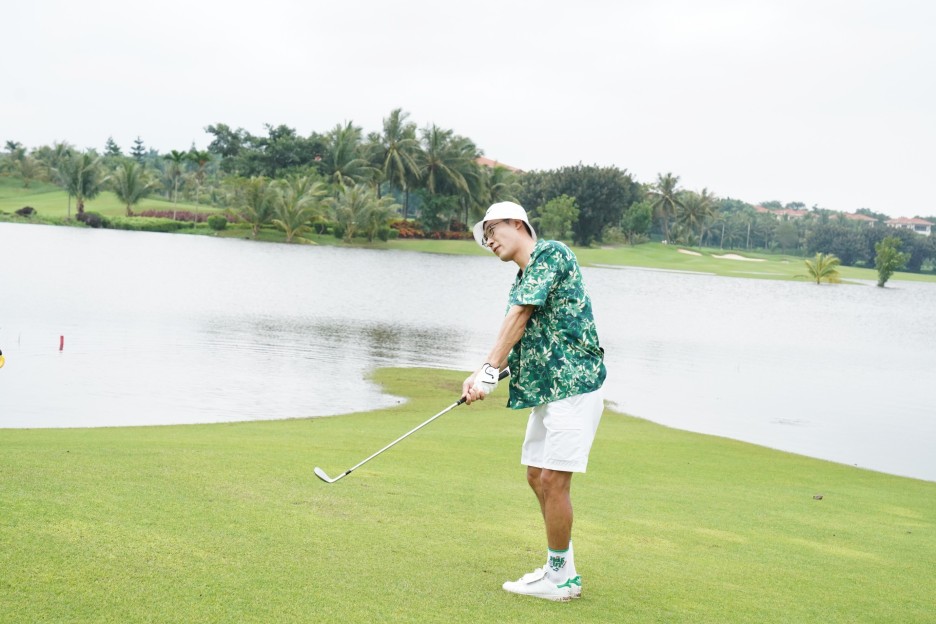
[462,304,535,404]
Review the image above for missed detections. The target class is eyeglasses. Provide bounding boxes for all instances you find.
[483,219,510,245]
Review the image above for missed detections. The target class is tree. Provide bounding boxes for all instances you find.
[416,125,469,197]
[775,220,799,253]
[329,185,401,242]
[621,199,653,244]
[677,188,717,247]
[187,149,212,212]
[536,195,579,240]
[163,150,188,218]
[54,152,107,217]
[14,156,44,188]
[322,122,373,191]
[484,165,522,206]
[520,164,639,246]
[272,175,326,243]
[130,137,146,162]
[104,137,122,158]
[111,160,155,216]
[803,252,841,284]
[237,177,278,239]
[5,141,24,159]
[648,173,683,242]
[371,108,420,206]
[874,236,910,287]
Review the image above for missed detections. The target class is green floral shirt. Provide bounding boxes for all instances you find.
[505,239,606,409]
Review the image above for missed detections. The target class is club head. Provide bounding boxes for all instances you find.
[314,467,336,483]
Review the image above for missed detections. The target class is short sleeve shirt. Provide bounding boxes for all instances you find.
[506,239,606,409]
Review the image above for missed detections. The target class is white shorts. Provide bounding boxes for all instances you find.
[520,388,604,473]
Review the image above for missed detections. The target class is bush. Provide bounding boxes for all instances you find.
[377,226,391,242]
[77,211,105,228]
[332,224,346,240]
[207,215,228,231]
[106,217,190,232]
[15,206,36,217]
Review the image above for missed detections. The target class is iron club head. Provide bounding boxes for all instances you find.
[314,467,337,483]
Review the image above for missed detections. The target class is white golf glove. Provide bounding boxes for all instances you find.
[472,363,500,397]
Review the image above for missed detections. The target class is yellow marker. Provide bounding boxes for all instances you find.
[0,352,4,369]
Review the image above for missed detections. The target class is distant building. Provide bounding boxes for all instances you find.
[886,217,934,236]
[754,205,808,220]
[843,213,878,227]
[476,156,523,173]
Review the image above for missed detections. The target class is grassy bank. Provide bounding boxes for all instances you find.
[3,177,933,283]
[0,177,209,218]
[1,368,933,623]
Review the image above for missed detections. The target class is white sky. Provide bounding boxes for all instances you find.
[4,0,934,218]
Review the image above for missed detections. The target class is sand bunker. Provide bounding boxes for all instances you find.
[678,249,702,256]
[712,253,765,262]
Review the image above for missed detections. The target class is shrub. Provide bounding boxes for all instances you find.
[106,217,189,232]
[377,226,391,242]
[15,206,36,217]
[333,224,346,240]
[207,215,228,231]
[77,211,105,228]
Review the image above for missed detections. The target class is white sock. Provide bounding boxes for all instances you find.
[546,547,570,583]
[568,541,578,578]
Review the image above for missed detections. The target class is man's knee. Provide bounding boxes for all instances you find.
[539,469,572,497]
[526,466,542,492]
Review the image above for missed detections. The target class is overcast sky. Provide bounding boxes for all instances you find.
[4,0,934,218]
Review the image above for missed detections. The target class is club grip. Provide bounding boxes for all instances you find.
[457,368,510,405]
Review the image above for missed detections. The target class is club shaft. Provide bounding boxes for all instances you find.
[339,400,461,477]
[317,368,510,482]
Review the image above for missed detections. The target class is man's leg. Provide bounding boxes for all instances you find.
[526,466,573,550]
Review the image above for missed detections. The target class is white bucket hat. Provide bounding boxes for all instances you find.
[471,201,537,249]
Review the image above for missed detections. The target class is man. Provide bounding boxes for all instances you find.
[462,201,606,602]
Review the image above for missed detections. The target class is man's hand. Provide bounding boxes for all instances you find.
[462,363,499,405]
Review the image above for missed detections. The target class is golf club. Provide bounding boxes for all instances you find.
[314,368,509,483]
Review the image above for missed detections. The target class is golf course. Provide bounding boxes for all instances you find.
[1,368,933,623]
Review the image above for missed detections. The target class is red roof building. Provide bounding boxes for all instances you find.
[886,217,933,236]
[476,157,523,173]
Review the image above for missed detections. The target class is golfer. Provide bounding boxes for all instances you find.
[462,201,606,602]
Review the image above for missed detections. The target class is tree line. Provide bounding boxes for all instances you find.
[2,109,935,271]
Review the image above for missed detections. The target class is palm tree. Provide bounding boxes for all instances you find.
[53,152,107,218]
[14,156,45,188]
[804,253,841,284]
[272,175,327,243]
[416,125,468,197]
[327,185,400,242]
[111,160,155,216]
[163,150,188,219]
[372,109,421,213]
[648,173,683,243]
[484,165,522,205]
[238,177,278,239]
[187,149,212,214]
[322,122,374,191]
[677,188,717,247]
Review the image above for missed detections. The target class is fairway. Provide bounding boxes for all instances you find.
[0,178,211,219]
[1,368,933,623]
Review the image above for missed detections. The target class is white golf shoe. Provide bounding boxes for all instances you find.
[502,566,581,601]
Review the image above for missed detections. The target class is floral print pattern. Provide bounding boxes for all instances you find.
[506,239,606,409]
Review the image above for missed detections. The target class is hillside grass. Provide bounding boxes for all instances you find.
[0,176,210,218]
[1,368,933,623]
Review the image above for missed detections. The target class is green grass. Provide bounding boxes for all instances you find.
[0,176,211,218]
[1,368,933,623]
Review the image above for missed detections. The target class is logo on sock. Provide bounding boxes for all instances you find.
[548,555,566,572]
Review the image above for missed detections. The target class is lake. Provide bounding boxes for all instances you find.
[2,222,934,482]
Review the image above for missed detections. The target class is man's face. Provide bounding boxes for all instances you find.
[485,219,524,262]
